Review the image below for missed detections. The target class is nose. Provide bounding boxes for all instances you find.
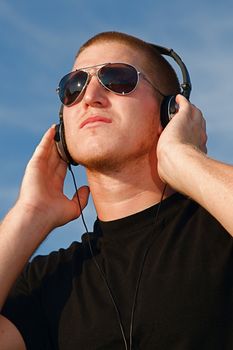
[82,74,109,108]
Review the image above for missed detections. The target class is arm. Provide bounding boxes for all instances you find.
[0,125,89,348]
[157,94,233,236]
[0,315,26,350]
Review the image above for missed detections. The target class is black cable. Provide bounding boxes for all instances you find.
[86,235,128,349]
[68,164,89,233]
[129,183,167,349]
[68,164,167,350]
[68,165,128,349]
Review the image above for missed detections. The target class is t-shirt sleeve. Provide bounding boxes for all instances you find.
[2,259,52,350]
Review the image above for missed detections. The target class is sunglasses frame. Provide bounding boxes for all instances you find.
[56,62,164,107]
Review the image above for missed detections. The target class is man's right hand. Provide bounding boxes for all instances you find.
[17,125,90,236]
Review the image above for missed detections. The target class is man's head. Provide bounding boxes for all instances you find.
[76,31,180,98]
[60,31,180,173]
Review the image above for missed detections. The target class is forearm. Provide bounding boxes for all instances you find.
[0,203,50,310]
[162,144,233,236]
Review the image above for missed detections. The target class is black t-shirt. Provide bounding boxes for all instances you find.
[2,193,233,349]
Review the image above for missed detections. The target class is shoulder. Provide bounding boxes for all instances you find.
[10,241,84,294]
[30,240,82,273]
[163,193,233,241]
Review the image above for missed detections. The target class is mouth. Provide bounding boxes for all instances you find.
[80,116,112,129]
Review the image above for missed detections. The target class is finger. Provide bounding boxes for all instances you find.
[32,125,56,162]
[72,185,90,213]
[55,186,90,225]
[174,94,193,122]
[201,116,207,131]
[47,140,67,172]
[175,94,189,110]
[41,125,68,177]
[202,143,208,154]
[50,164,68,194]
[33,126,66,183]
[201,129,208,153]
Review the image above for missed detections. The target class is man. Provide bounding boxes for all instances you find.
[0,31,233,349]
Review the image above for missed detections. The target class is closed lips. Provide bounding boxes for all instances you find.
[80,117,112,128]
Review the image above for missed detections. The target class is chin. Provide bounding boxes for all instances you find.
[74,139,154,174]
[78,155,124,174]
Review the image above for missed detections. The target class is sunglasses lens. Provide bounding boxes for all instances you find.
[58,70,88,106]
[99,63,138,94]
[58,63,139,105]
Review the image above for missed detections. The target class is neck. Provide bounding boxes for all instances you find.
[86,157,174,221]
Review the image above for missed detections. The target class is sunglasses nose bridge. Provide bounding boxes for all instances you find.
[79,70,109,104]
[84,66,99,85]
[83,66,108,95]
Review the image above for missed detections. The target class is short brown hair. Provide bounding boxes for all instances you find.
[76,31,181,97]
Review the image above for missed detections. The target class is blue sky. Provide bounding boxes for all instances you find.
[0,0,233,256]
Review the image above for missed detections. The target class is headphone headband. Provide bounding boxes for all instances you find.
[149,43,192,100]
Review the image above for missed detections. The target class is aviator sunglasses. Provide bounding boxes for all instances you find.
[56,62,164,106]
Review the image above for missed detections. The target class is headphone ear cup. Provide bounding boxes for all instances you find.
[54,123,78,166]
[160,95,177,128]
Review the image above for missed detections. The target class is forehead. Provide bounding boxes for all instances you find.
[73,42,144,70]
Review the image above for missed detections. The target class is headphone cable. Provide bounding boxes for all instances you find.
[68,164,167,350]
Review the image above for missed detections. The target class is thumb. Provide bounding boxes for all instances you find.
[73,185,90,214]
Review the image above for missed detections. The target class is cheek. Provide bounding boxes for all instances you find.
[63,107,81,136]
[62,116,83,156]
[121,99,160,137]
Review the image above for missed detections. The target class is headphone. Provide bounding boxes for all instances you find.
[151,43,192,128]
[54,107,78,165]
[54,43,192,166]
